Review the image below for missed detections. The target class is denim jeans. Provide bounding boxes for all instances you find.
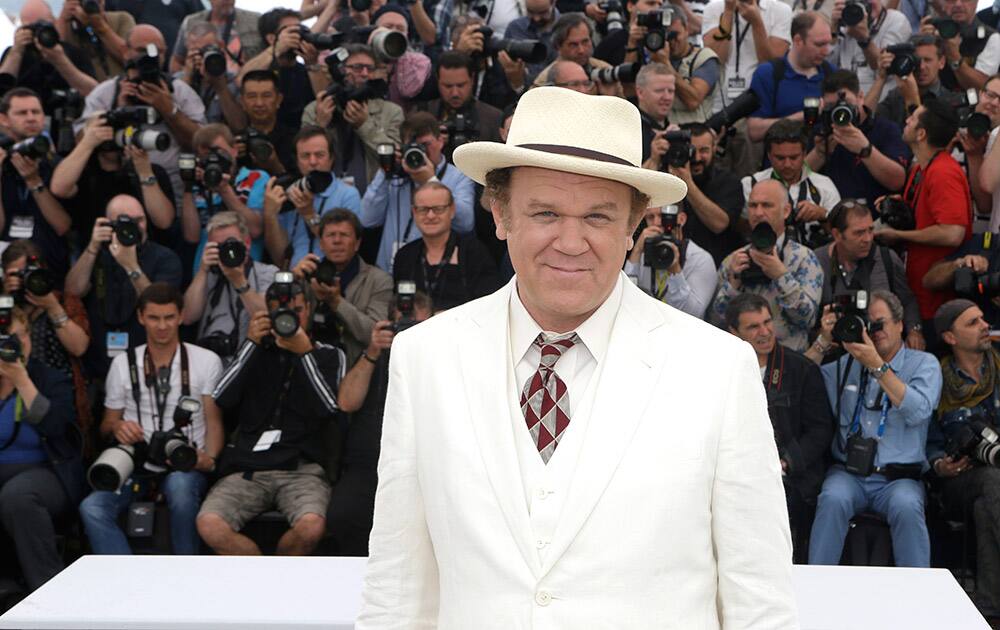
[79,471,208,555]
[808,465,929,567]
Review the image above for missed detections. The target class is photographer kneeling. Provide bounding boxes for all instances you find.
[79,283,223,555]
[808,290,941,567]
[197,274,345,556]
[625,204,717,319]
[929,299,1000,615]
[0,306,83,592]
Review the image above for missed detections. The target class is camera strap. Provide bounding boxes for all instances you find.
[903,149,943,209]
[0,394,24,453]
[130,344,190,432]
[764,344,786,391]
[419,232,459,300]
[848,371,890,439]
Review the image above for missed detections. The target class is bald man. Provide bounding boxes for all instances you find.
[0,0,99,105]
[709,179,823,352]
[65,194,183,375]
[546,60,593,94]
[73,24,207,209]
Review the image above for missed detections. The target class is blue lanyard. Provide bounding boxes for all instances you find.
[849,372,890,439]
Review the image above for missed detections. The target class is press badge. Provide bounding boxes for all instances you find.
[9,215,34,239]
[726,76,747,100]
[106,331,129,358]
[253,429,282,452]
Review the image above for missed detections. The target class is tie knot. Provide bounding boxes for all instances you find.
[534,332,579,368]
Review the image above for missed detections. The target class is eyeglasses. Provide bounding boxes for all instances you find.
[555,79,594,89]
[344,63,375,73]
[413,204,451,216]
[981,88,1000,102]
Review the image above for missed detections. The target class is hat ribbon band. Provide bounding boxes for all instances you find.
[516,143,634,168]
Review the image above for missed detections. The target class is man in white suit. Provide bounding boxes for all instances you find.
[358,86,799,629]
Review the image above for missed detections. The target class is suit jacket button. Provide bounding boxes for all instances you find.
[535,591,551,606]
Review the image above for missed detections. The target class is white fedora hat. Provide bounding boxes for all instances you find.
[453,86,687,208]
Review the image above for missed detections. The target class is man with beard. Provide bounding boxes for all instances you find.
[417,51,504,154]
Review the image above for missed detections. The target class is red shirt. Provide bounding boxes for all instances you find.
[904,151,972,320]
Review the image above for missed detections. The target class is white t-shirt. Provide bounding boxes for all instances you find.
[487,0,524,37]
[702,0,793,111]
[741,167,841,217]
[105,342,223,450]
[974,32,1000,76]
[830,9,912,99]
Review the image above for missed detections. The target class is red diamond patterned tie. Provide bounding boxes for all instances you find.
[520,332,579,464]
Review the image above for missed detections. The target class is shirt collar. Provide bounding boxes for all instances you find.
[509,274,623,367]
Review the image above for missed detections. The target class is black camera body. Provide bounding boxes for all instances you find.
[931,17,960,39]
[740,222,778,286]
[636,8,674,51]
[475,27,547,64]
[401,142,428,170]
[104,106,170,151]
[146,428,197,471]
[840,0,869,26]
[12,256,54,303]
[947,415,1000,467]
[110,215,142,247]
[274,171,334,202]
[876,196,915,231]
[200,44,227,77]
[217,237,246,269]
[958,88,992,139]
[954,266,1000,298]
[127,44,163,85]
[0,134,50,161]
[313,259,339,286]
[267,272,300,339]
[238,128,274,164]
[662,130,692,169]
[299,25,341,51]
[830,290,884,344]
[198,148,233,189]
[823,92,859,129]
[444,113,479,148]
[643,205,682,270]
[104,106,157,129]
[28,21,60,48]
[886,43,917,78]
[392,280,418,333]
[325,78,388,110]
[960,24,991,59]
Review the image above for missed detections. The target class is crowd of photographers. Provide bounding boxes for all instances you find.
[2,0,1000,617]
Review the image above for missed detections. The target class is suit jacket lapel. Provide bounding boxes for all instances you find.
[457,279,542,577]
[539,280,670,578]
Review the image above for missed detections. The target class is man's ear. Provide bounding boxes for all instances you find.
[489,199,509,241]
[941,330,957,347]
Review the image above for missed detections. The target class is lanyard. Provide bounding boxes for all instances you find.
[734,15,752,76]
[128,344,191,432]
[419,232,458,299]
[849,372,890,439]
[0,394,24,452]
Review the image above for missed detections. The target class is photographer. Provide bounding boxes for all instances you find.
[504,0,560,79]
[876,99,971,333]
[543,60,595,92]
[50,114,175,244]
[237,9,327,130]
[809,290,941,567]
[742,119,840,245]
[976,76,1000,231]
[107,0,202,62]
[928,299,1000,617]
[0,1,99,104]
[710,178,823,351]
[180,123,269,269]
[64,195,182,378]
[920,0,1000,91]
[637,63,677,168]
[663,10,721,125]
[238,70,297,176]
[667,122,745,265]
[174,22,247,130]
[814,200,924,351]
[360,112,475,273]
[263,126,362,267]
[393,182,501,312]
[56,0,134,82]
[197,276,345,556]
[829,0,911,96]
[725,293,834,560]
[183,212,275,366]
[872,34,949,129]
[3,240,92,425]
[0,88,73,281]
[955,75,1000,220]
[292,211,393,366]
[747,11,835,142]
[79,283,223,555]
[626,204,717,318]
[805,70,910,208]
[170,0,264,74]
[73,25,208,205]
[449,15,522,110]
[329,298,433,555]
[923,232,1000,327]
[533,13,619,95]
[369,6,433,111]
[302,44,404,196]
[593,0,658,66]
[0,306,83,592]
[417,51,504,149]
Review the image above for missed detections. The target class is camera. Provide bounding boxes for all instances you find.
[443,113,478,153]
[127,43,162,85]
[475,27,547,64]
[643,205,681,270]
[267,271,300,338]
[0,134,50,161]
[599,0,626,31]
[740,222,777,286]
[50,89,84,156]
[88,443,139,491]
[886,43,917,78]
[0,295,20,363]
[313,258,339,286]
[299,25,341,50]
[200,44,227,77]
[27,21,60,48]
[958,88,992,139]
[274,171,334,200]
[104,106,170,151]
[824,92,859,129]
[637,8,674,51]
[82,0,101,14]
[930,17,960,39]
[803,97,821,129]
[830,290,884,343]
[217,238,246,268]
[392,280,417,333]
[954,266,1000,298]
[591,62,640,84]
[947,415,1000,467]
[401,141,428,170]
[840,0,868,27]
[237,128,274,164]
[663,130,692,169]
[179,153,196,189]
[109,215,141,247]
[706,89,760,134]
[325,78,388,110]
[876,196,915,231]
[365,27,408,60]
[104,105,157,129]
[198,148,233,188]
[11,256,54,302]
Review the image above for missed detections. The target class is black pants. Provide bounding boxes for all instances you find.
[0,462,71,591]
[326,461,378,557]
[940,466,1000,606]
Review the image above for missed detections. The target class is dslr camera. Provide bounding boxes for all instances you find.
[830,290,883,344]
[840,0,869,27]
[199,44,227,77]
[267,272,301,340]
[875,196,915,231]
[0,295,20,363]
[401,141,429,171]
[591,62,640,84]
[87,397,202,492]
[474,27,547,64]
[107,215,142,247]
[886,43,917,78]
[126,43,163,86]
[198,148,234,188]
[103,106,171,152]
[958,88,993,139]
[636,8,675,52]
[954,266,1000,298]
[10,256,54,304]
[599,0,626,31]
[273,171,334,205]
[216,238,247,269]
[740,222,778,286]
[324,78,388,110]
[947,414,1000,468]
[392,281,418,333]
[49,89,84,156]
[0,134,50,161]
[643,205,682,270]
[662,130,693,169]
[822,92,859,130]
[27,21,60,48]
[237,127,274,164]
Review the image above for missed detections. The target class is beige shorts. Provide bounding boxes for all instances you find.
[199,462,331,532]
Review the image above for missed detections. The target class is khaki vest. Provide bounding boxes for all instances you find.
[669,45,719,125]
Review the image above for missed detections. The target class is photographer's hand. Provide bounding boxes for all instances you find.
[747,246,788,280]
[89,218,113,253]
[497,51,525,90]
[830,123,869,154]
[36,41,72,67]
[10,154,42,188]
[247,311,272,346]
[263,178,287,216]
[628,225,663,263]
[315,93,336,127]
[117,79,140,108]
[125,145,155,179]
[368,320,394,357]
[221,257,247,287]
[201,240,221,269]
[874,226,902,245]
[311,276,342,309]
[276,25,302,57]
[276,325,314,355]
[585,2,608,22]
[455,28,484,55]
[292,253,320,280]
[287,185,315,215]
[795,200,827,222]
[666,241,682,275]
[112,419,145,445]
[818,304,837,345]
[668,163,693,186]
[830,0,845,24]
[343,100,368,128]
[957,129,989,157]
[82,115,115,149]
[957,254,990,273]
[876,49,893,79]
[11,27,33,55]
[736,0,763,25]
[136,79,175,118]
[109,234,140,274]
[934,455,972,477]
[842,329,882,370]
[726,249,751,285]
[403,157,436,185]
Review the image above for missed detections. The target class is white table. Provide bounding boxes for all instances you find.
[0,556,988,629]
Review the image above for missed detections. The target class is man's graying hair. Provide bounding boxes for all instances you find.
[636,63,672,89]
[551,13,592,49]
[870,290,904,323]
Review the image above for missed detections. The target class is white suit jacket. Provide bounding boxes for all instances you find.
[357,275,799,629]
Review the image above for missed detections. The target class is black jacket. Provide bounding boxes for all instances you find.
[213,339,345,475]
[763,344,836,503]
[392,231,503,310]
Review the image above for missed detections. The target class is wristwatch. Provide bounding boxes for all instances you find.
[127,269,142,281]
[949,57,962,71]
[233,282,251,295]
[306,214,322,228]
[856,37,871,49]
[870,362,892,380]
[28,183,45,194]
[139,175,157,186]
[857,142,873,159]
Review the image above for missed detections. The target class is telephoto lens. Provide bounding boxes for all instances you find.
[200,44,227,77]
[275,171,334,196]
[402,142,427,169]
[88,444,139,492]
[749,222,777,252]
[112,215,142,247]
[217,238,247,268]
